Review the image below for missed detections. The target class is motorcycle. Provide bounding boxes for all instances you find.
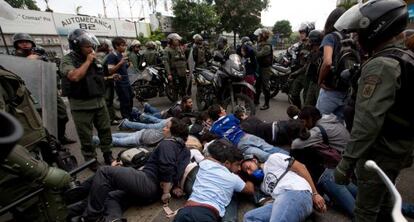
[131,62,177,103]
[194,53,256,116]
[269,62,293,101]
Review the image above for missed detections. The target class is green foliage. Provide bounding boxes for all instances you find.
[172,0,219,38]
[214,0,269,37]
[336,0,358,9]
[272,20,292,38]
[288,32,300,44]
[137,29,166,44]
[5,0,40,10]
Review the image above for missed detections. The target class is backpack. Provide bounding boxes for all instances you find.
[312,125,342,169]
[327,31,361,91]
[118,147,151,169]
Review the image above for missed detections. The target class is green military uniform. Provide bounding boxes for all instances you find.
[163,46,188,97]
[336,41,414,222]
[255,41,273,107]
[128,51,143,72]
[61,52,112,160]
[303,47,321,106]
[289,40,310,108]
[0,67,69,221]
[192,43,208,68]
[97,51,117,122]
[142,48,159,66]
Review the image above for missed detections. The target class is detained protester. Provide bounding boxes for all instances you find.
[92,128,164,148]
[241,154,326,222]
[173,139,254,222]
[143,95,194,119]
[80,118,190,221]
[208,104,287,162]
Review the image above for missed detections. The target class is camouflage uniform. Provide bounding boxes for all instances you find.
[289,40,310,108]
[163,46,188,97]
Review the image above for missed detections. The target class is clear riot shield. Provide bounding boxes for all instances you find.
[0,55,57,136]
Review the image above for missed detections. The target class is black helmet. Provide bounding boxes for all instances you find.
[241,36,250,45]
[12,33,36,49]
[308,30,323,45]
[68,29,100,53]
[217,36,228,49]
[334,0,408,51]
[298,22,315,37]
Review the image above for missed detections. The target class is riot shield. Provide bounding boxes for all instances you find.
[0,55,57,136]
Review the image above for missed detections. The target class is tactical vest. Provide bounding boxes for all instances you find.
[367,47,414,140]
[257,43,273,68]
[0,67,46,149]
[61,52,105,99]
[194,44,206,66]
[167,47,187,76]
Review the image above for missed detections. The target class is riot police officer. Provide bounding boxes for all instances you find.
[254,28,273,110]
[0,66,71,221]
[12,33,76,145]
[288,22,314,109]
[60,29,113,166]
[142,41,160,66]
[163,33,188,97]
[333,1,414,221]
[303,30,323,106]
[190,34,208,68]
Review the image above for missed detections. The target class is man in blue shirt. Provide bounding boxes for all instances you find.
[107,37,133,119]
[208,104,287,162]
[173,139,254,222]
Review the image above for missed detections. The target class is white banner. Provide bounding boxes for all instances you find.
[114,20,136,38]
[135,22,151,37]
[53,13,117,37]
[0,8,57,35]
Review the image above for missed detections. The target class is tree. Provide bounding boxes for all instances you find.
[5,0,40,10]
[336,0,358,9]
[214,0,269,46]
[172,0,219,39]
[272,20,292,38]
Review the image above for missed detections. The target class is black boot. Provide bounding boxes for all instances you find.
[103,152,114,165]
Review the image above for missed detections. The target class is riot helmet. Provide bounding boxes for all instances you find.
[254,28,271,41]
[12,33,36,49]
[298,22,315,37]
[130,40,141,47]
[145,41,156,49]
[167,33,182,45]
[241,36,251,45]
[193,34,203,42]
[217,36,228,50]
[308,30,323,46]
[68,29,100,53]
[334,0,408,51]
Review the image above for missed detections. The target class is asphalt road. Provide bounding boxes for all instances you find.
[63,88,414,222]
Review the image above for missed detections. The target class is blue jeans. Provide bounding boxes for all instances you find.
[316,88,347,121]
[121,118,169,131]
[144,103,163,119]
[318,169,357,217]
[92,131,142,147]
[130,107,163,123]
[238,134,288,162]
[243,190,313,222]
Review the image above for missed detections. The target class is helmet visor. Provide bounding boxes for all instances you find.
[77,32,100,49]
[334,3,366,32]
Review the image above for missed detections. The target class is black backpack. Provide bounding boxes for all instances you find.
[328,31,361,91]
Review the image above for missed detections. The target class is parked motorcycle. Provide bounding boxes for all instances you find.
[194,54,256,115]
[269,63,293,102]
[131,62,178,103]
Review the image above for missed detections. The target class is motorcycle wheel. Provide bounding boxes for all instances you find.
[166,82,179,103]
[196,86,209,111]
[223,93,256,116]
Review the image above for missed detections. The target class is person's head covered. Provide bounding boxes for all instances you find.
[68,29,100,54]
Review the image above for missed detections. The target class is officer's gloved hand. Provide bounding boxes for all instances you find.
[334,159,354,185]
[43,167,71,190]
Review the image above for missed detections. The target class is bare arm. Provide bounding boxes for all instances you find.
[318,45,333,86]
[290,160,326,212]
[108,57,126,75]
[67,52,95,82]
[240,181,255,195]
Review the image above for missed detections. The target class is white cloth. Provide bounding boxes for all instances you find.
[189,160,245,217]
[261,153,311,198]
[190,149,205,163]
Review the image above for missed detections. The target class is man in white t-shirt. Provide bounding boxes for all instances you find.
[241,153,326,222]
[174,139,254,222]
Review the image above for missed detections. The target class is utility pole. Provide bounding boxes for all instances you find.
[102,0,108,18]
[115,0,121,19]
[128,0,134,21]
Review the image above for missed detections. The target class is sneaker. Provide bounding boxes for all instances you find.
[117,119,127,130]
[260,104,270,110]
[111,120,120,126]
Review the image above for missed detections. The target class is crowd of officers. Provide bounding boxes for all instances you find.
[1,0,414,221]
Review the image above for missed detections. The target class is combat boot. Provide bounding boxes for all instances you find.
[103,151,114,165]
